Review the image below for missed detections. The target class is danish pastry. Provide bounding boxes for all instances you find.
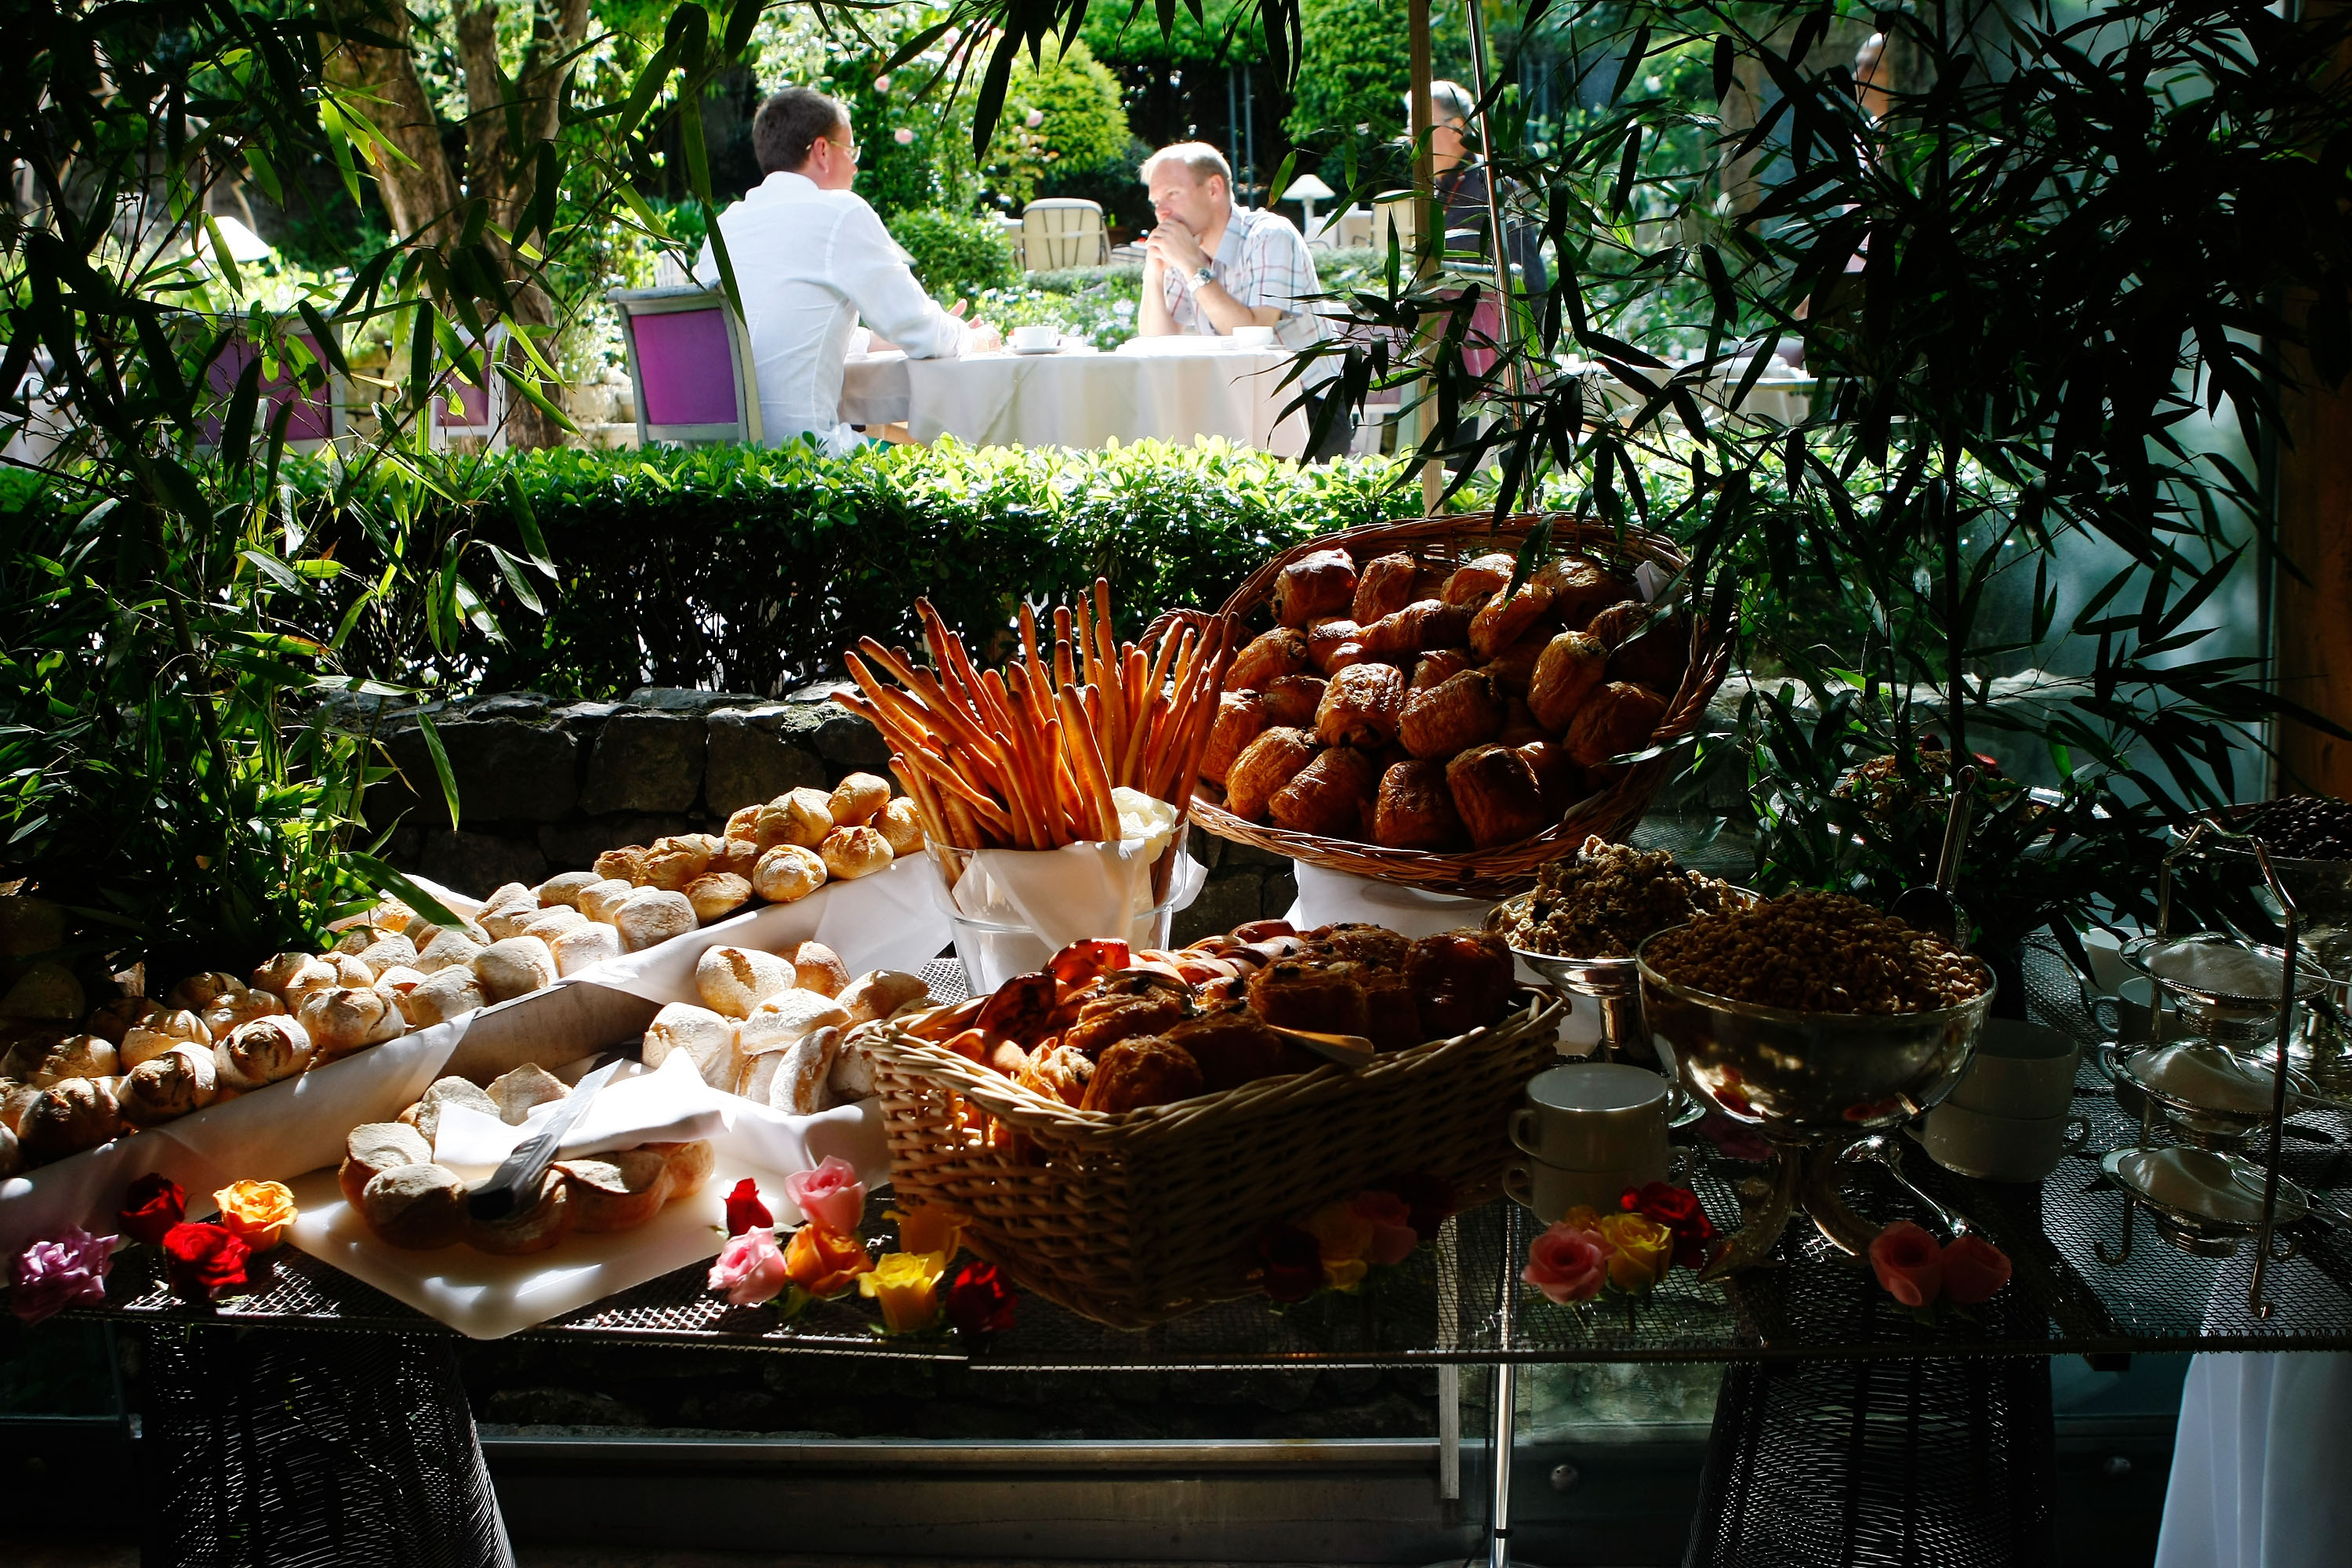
[1483,637,1548,698]
[1352,552,1422,624]
[1446,743,1552,848]
[1301,921,1414,970]
[1202,690,1270,786]
[1081,1036,1205,1113]
[1528,630,1611,732]
[1223,728,1319,822]
[1468,582,1556,660]
[1259,673,1326,728]
[1563,681,1668,771]
[1441,553,1519,608]
[1269,746,1379,837]
[1247,959,1370,1037]
[1519,739,1582,811]
[1273,549,1359,627]
[1016,1042,1094,1106]
[1372,759,1467,850]
[1227,626,1312,691]
[1315,662,1408,748]
[1399,668,1505,759]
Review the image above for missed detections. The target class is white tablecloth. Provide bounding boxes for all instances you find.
[2157,1352,2352,1568]
[839,341,1309,454]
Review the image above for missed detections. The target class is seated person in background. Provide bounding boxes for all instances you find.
[1136,142,1350,459]
[1418,79,1548,296]
[694,87,997,447]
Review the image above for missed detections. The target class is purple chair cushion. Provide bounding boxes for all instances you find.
[201,336,335,445]
[633,308,741,427]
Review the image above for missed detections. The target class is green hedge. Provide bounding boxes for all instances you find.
[305,439,1411,698]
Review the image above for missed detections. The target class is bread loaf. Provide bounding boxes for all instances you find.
[558,1149,673,1233]
[361,1163,468,1249]
[695,947,794,1019]
[613,890,696,953]
[339,1121,433,1207]
[488,1063,569,1125]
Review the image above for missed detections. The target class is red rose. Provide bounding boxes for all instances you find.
[161,1221,250,1300]
[724,1178,771,1236]
[1255,1222,1323,1303]
[1374,1172,1457,1243]
[1624,1181,1717,1270]
[1867,1221,1944,1308]
[1940,1235,2013,1305]
[120,1174,187,1246]
[944,1259,1018,1341]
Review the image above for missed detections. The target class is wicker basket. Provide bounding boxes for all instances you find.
[864,990,1564,1328]
[1183,510,1733,898]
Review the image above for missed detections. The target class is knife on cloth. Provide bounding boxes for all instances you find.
[466,1053,623,1223]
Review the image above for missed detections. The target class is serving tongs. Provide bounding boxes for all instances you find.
[466,1052,623,1223]
[1889,765,1977,943]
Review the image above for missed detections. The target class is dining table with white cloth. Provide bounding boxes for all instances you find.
[837,336,1312,453]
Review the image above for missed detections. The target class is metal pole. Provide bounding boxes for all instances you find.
[1227,67,1241,187]
[1409,0,1443,514]
[1244,67,1258,197]
[2249,838,2300,1319]
[1487,1201,1520,1568]
[1462,0,1522,404]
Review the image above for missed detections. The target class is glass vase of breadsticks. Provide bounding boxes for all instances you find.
[834,583,1238,991]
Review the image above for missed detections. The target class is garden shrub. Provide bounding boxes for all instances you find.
[888,209,1020,304]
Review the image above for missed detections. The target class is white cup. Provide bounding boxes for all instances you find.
[1230,324,1276,349]
[1011,324,1058,352]
[1919,1101,2091,1182]
[1506,1156,1664,1224]
[1507,1062,1670,1194]
[1945,1018,2080,1120]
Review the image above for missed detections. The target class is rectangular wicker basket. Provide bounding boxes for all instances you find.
[862,993,1563,1328]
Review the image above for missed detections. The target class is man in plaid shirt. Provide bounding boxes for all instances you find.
[1138,142,1350,456]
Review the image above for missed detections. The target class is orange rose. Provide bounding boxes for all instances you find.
[887,1204,967,1261]
[1304,1200,1377,1292]
[212,1180,298,1250]
[1595,1212,1672,1293]
[785,1223,875,1299]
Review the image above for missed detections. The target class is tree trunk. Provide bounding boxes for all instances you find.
[319,0,462,247]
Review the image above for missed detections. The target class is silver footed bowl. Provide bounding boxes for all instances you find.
[1486,886,1759,997]
[1633,937,1997,1139]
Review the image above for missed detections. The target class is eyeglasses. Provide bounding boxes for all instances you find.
[830,137,861,162]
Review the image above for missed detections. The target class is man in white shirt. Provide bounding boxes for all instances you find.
[1136,142,1350,457]
[694,88,998,446]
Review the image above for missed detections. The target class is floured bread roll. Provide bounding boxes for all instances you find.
[24,1034,118,1088]
[707,839,761,880]
[613,889,695,953]
[340,1120,432,1207]
[118,1044,219,1126]
[165,972,245,1011]
[331,925,380,957]
[758,789,834,850]
[548,924,622,978]
[647,1138,714,1200]
[594,846,647,884]
[216,1015,313,1090]
[643,1003,741,1091]
[252,952,332,998]
[18,1077,122,1162]
[820,826,892,881]
[326,953,376,989]
[202,986,285,1038]
[789,942,851,998]
[828,1035,879,1102]
[298,985,404,1063]
[413,927,485,975]
[121,1009,211,1069]
[558,1149,673,1232]
[685,872,754,924]
[639,837,714,894]
[839,970,931,1026]
[695,946,794,1019]
[876,797,924,857]
[467,1167,572,1255]
[767,1025,842,1115]
[751,844,826,904]
[519,906,587,943]
[488,1063,568,1125]
[826,773,891,828]
[473,936,557,1004]
[739,989,851,1054]
[481,882,536,914]
[401,1076,501,1147]
[86,996,165,1046]
[396,966,487,1029]
[372,965,427,996]
[355,933,420,979]
[576,878,637,924]
[1,1078,42,1135]
[536,871,603,909]
[361,1163,469,1249]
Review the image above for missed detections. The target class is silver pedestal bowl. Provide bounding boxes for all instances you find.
[1634,941,1997,1279]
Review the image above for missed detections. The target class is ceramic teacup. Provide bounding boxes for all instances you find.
[1505,1156,1666,1223]
[1919,1101,2091,1182]
[1509,1063,1671,1171]
[1011,324,1058,352]
[1230,324,1276,348]
[1945,1018,2081,1120]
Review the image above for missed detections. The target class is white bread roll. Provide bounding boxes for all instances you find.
[576,878,636,924]
[298,985,405,1062]
[488,1063,569,1125]
[684,872,754,924]
[361,1162,469,1249]
[839,970,931,1027]
[24,1034,118,1088]
[639,838,713,893]
[481,898,547,942]
[401,1076,500,1147]
[202,987,285,1038]
[613,889,695,953]
[396,966,486,1029]
[121,1008,212,1069]
[768,1025,842,1115]
[118,1044,218,1126]
[789,942,850,998]
[758,788,834,849]
[355,932,420,979]
[330,925,379,956]
[826,772,891,828]
[519,906,587,942]
[819,826,893,881]
[547,924,622,978]
[558,1149,673,1233]
[738,990,851,1059]
[412,926,485,975]
[252,952,325,997]
[17,1077,121,1162]
[694,946,794,1020]
[372,965,427,996]
[649,1138,714,1200]
[876,797,924,857]
[750,844,826,904]
[165,972,245,1011]
[535,870,603,909]
[593,846,648,885]
[473,936,557,1004]
[215,1015,314,1090]
[86,996,165,1046]
[642,1003,740,1091]
[339,1120,432,1207]
[466,1167,572,1255]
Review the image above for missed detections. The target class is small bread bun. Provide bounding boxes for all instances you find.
[547,924,622,978]
[820,826,892,882]
[644,1003,742,1091]
[24,1034,118,1088]
[739,989,851,1054]
[826,773,891,828]
[395,966,487,1030]
[467,1166,572,1255]
[372,965,429,1002]
[751,844,827,904]
[401,1076,502,1148]
[593,846,648,885]
[839,970,931,1027]
[339,1120,433,1207]
[1,1078,41,1135]
[202,986,286,1039]
[165,971,245,1011]
[216,1015,314,1091]
[354,933,421,980]
[361,1162,469,1250]
[121,1008,212,1069]
[86,996,165,1046]
[482,882,537,914]
[118,1044,219,1127]
[613,889,696,953]
[519,906,587,943]
[709,837,762,880]
[695,947,794,1020]
[757,789,834,850]
[558,1148,674,1233]
[412,927,485,975]
[487,1063,569,1125]
[876,797,924,857]
[684,872,754,925]
[252,952,328,998]
[640,837,713,893]
[769,1025,843,1115]
[827,1035,878,1101]
[724,804,762,841]
[472,936,557,1004]
[330,924,379,957]
[646,1138,714,1200]
[536,870,603,909]
[325,953,375,989]
[790,942,851,998]
[576,878,637,924]
[18,1077,122,1163]
[299,985,405,1063]
[481,900,546,942]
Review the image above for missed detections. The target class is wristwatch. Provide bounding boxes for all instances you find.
[1189,263,1216,290]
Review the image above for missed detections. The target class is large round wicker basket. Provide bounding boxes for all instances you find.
[1181,510,1733,898]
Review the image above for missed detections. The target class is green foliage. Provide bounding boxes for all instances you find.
[1284,0,1413,164]
[983,39,1134,208]
[888,209,1019,303]
[829,42,985,221]
[970,263,1143,347]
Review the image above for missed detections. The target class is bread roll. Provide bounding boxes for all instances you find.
[18,1077,122,1162]
[827,772,892,828]
[401,1076,502,1147]
[576,878,637,924]
[121,1009,211,1069]
[875,797,924,858]
[643,1003,741,1091]
[695,946,795,1019]
[86,996,164,1046]
[361,1163,469,1249]
[648,1138,714,1200]
[482,882,537,916]
[518,906,587,943]
[535,870,603,909]
[216,1015,314,1091]
[789,942,851,998]
[473,936,557,1003]
[202,986,285,1039]
[118,1044,219,1126]
[547,924,622,978]
[724,804,762,841]
[766,1025,841,1114]
[751,844,827,904]
[354,933,421,981]
[300,985,405,1062]
[469,1166,575,1254]
[593,846,648,884]
[395,966,486,1029]
[820,826,892,881]
[614,889,696,953]
[24,1034,118,1088]
[488,1063,569,1125]
[558,1149,673,1233]
[252,952,330,997]
[640,837,713,893]
[0,1077,41,1135]
[481,898,546,942]
[372,965,428,996]
[839,970,931,1026]
[413,927,485,975]
[339,1121,433,1207]
[739,989,851,1058]
[165,971,245,1012]
[684,872,754,924]
[828,1036,879,1102]
[709,837,763,880]
[757,789,834,850]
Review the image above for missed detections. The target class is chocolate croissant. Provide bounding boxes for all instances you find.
[1352,552,1422,624]
[1563,681,1668,771]
[1373,759,1467,850]
[1274,549,1359,628]
[1202,690,1270,786]
[1446,742,1552,848]
[1534,555,1635,630]
[1228,627,1312,691]
[1441,553,1519,607]
[1406,928,1517,1037]
[1399,668,1506,759]
[1269,746,1380,837]
[1359,600,1473,659]
[1518,739,1583,812]
[1316,662,1408,748]
[1083,1037,1206,1113]
[1528,630,1611,731]
[1484,636,1548,697]
[1307,617,1363,675]
[1224,728,1319,822]
[1468,583,1556,660]
[1412,648,1477,689]
[1261,673,1327,727]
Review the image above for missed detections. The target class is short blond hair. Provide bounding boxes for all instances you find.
[1140,142,1232,191]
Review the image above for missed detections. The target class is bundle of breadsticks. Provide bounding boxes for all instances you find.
[833,583,1237,851]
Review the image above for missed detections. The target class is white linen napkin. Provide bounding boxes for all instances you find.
[430,1051,735,1179]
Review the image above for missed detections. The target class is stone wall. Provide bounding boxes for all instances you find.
[336,686,1296,947]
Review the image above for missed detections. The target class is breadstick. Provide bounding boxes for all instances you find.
[1058,684,1120,842]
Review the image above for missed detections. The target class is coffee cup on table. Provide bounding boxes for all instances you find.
[1230,325,1276,349]
[1011,324,1058,352]
[1946,1018,2080,1120]
[1919,1101,2091,1183]
[1503,1063,1671,1221]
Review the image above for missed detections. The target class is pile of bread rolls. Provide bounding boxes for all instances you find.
[571,772,921,942]
[338,1065,715,1253]
[642,939,930,1116]
[1200,546,1690,851]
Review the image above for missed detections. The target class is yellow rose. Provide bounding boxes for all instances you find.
[213,1179,298,1250]
[858,1250,946,1333]
[887,1203,967,1260]
[1322,1256,1370,1293]
[1562,1205,1604,1231]
[1596,1212,1672,1293]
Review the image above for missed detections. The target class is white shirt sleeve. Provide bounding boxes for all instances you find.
[831,201,971,361]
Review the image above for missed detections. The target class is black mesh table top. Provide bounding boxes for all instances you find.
[67,940,2352,1367]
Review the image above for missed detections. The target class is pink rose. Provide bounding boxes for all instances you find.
[707,1230,791,1306]
[1868,1221,1944,1307]
[1352,1190,1421,1266]
[1522,1221,1610,1305]
[783,1156,866,1236]
[1940,1235,2013,1305]
[10,1227,115,1325]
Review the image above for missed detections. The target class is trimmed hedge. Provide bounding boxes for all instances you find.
[310,439,1413,698]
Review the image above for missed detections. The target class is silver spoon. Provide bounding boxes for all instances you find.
[1840,1131,1978,1240]
[1890,764,1978,943]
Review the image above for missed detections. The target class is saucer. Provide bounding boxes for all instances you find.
[1010,343,1066,356]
